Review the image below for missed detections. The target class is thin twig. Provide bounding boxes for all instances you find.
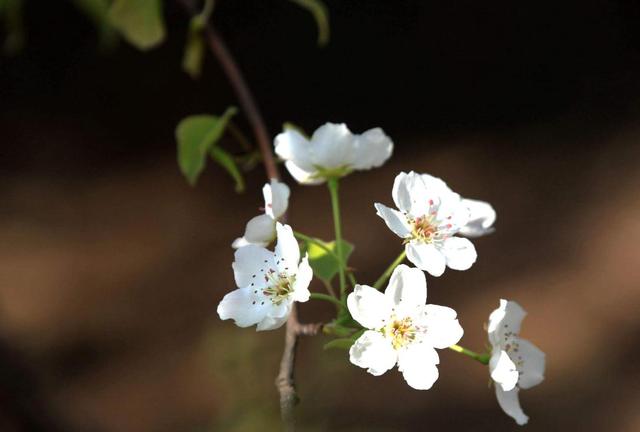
[275,306,322,432]
[177,0,278,181]
[175,1,320,429]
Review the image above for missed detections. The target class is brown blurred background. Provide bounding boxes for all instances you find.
[2,1,640,431]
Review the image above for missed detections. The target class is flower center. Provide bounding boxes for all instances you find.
[501,325,525,369]
[412,215,438,242]
[263,271,295,305]
[382,316,417,350]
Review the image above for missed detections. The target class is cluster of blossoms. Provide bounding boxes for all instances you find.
[217,122,545,425]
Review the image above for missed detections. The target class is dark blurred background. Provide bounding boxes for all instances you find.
[1,0,640,431]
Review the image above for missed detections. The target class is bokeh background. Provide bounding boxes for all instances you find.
[2,0,640,431]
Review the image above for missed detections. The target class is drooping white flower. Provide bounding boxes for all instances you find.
[375,171,478,277]
[274,122,393,184]
[232,179,290,248]
[347,264,463,390]
[218,223,312,331]
[487,299,546,425]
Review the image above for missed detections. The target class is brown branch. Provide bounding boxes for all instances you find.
[176,0,279,180]
[275,306,322,431]
[176,1,320,429]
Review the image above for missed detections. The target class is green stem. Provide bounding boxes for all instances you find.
[310,293,344,308]
[347,271,357,287]
[321,279,337,299]
[327,178,346,298]
[373,250,406,290]
[449,344,490,365]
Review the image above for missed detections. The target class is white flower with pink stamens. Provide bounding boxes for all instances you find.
[375,171,477,277]
[232,179,290,248]
[487,299,546,425]
[218,223,312,331]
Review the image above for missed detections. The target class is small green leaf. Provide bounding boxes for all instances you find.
[306,238,353,281]
[288,0,330,47]
[176,107,237,186]
[71,0,118,48]
[108,0,165,50]
[323,322,356,338]
[323,328,365,350]
[182,19,205,79]
[210,146,245,193]
[1,0,25,55]
[323,338,354,351]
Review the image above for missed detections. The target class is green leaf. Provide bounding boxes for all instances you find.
[1,0,25,55]
[306,238,353,281]
[71,0,118,48]
[288,0,330,47]
[323,338,354,351]
[182,23,205,79]
[323,321,356,338]
[210,146,245,193]
[323,328,365,350]
[176,107,237,186]
[108,0,165,50]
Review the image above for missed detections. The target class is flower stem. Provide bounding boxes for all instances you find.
[327,178,347,298]
[373,250,406,290]
[310,292,344,308]
[449,344,490,365]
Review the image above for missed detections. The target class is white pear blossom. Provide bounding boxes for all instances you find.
[487,299,546,425]
[218,223,312,331]
[347,264,463,390]
[274,122,393,184]
[375,171,478,277]
[232,179,290,248]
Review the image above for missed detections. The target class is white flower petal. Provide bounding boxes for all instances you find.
[374,203,411,238]
[351,127,393,170]
[517,339,546,390]
[275,128,314,172]
[385,264,427,316]
[309,122,356,169]
[392,171,432,215]
[243,214,276,245]
[418,305,464,349]
[231,237,250,249]
[257,311,290,331]
[291,254,312,302]
[283,161,323,185]
[347,285,392,330]
[490,350,519,391]
[406,242,446,277]
[397,343,440,390]
[349,330,398,376]
[459,198,496,237]
[232,245,275,288]
[495,386,529,425]
[435,198,470,233]
[274,223,300,272]
[488,299,527,347]
[263,179,290,219]
[217,288,270,328]
[420,173,458,201]
[441,237,477,271]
